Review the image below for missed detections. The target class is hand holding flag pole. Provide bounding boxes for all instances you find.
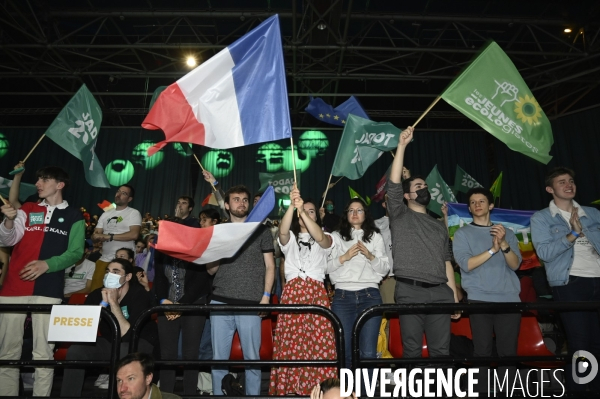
[190,151,216,192]
[8,134,47,175]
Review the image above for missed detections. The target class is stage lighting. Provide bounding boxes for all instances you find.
[186,56,197,67]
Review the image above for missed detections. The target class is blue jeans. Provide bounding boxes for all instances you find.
[553,276,600,392]
[210,300,262,395]
[331,287,382,369]
[199,317,213,360]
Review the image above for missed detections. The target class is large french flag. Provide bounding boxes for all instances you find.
[142,15,291,156]
[154,186,275,264]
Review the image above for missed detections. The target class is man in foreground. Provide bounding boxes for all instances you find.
[116,352,181,399]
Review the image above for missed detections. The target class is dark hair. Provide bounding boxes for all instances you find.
[178,196,195,210]
[337,199,379,243]
[401,175,426,205]
[116,247,135,261]
[199,208,221,224]
[466,187,493,205]
[120,184,135,199]
[224,185,251,205]
[320,378,341,394]
[324,199,334,205]
[291,199,321,244]
[135,239,146,247]
[107,258,134,276]
[545,167,575,188]
[36,166,70,189]
[116,352,154,378]
[254,192,262,199]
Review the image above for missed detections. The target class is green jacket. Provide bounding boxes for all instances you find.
[150,383,181,399]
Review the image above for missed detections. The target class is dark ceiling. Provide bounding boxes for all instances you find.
[1,0,599,130]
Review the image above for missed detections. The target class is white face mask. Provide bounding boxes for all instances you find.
[103,272,124,289]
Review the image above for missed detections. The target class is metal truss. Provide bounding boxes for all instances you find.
[1,0,599,128]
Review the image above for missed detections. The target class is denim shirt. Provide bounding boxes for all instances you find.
[531,201,600,286]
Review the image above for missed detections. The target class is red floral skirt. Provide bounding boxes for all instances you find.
[269,277,338,395]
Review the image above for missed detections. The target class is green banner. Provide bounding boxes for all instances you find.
[441,41,553,164]
[44,84,110,188]
[490,172,503,201]
[349,185,371,206]
[453,165,482,193]
[425,165,456,216]
[258,170,300,210]
[331,114,401,180]
[0,176,38,202]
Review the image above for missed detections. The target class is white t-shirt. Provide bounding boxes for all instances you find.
[375,216,394,276]
[278,231,334,282]
[558,208,600,277]
[97,207,142,262]
[64,259,95,295]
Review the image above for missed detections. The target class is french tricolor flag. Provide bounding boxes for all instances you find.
[154,186,275,264]
[142,15,291,156]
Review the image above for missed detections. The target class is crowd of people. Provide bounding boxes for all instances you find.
[0,126,599,397]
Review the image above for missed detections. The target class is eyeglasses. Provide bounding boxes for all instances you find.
[347,209,365,215]
[68,266,76,278]
[116,190,130,197]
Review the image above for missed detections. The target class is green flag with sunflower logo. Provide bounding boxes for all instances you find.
[440,41,553,164]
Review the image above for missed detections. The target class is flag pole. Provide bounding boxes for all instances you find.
[9,133,46,176]
[412,96,442,128]
[21,133,46,164]
[0,193,8,206]
[289,138,298,183]
[191,152,216,192]
[321,174,333,209]
[289,137,300,216]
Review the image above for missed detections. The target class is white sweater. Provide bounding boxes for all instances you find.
[327,228,390,290]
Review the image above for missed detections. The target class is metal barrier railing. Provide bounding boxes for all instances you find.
[0,304,121,397]
[352,301,600,368]
[129,304,345,373]
[2,301,598,398]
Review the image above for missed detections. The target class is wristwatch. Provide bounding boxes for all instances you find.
[109,234,114,242]
[501,246,511,254]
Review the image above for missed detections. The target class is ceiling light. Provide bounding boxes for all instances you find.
[317,23,326,31]
[564,28,572,33]
[186,56,197,67]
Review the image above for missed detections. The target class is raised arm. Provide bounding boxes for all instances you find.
[389,127,414,184]
[8,162,24,209]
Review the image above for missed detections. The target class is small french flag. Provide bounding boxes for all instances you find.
[154,186,275,264]
[142,15,291,155]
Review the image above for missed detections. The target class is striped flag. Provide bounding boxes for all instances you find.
[154,186,275,264]
[141,15,291,156]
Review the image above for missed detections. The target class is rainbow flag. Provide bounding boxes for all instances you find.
[447,203,540,270]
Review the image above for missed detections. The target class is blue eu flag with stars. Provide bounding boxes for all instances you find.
[305,96,369,126]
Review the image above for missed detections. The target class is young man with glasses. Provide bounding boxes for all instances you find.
[90,184,141,290]
[206,184,275,396]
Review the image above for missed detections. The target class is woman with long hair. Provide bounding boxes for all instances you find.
[269,186,337,395]
[327,198,390,371]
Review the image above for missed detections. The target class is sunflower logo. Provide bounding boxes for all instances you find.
[515,94,542,125]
